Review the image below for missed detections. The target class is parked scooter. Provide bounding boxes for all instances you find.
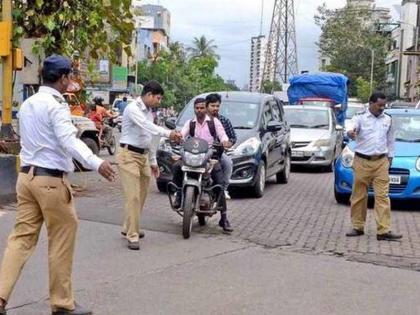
[168,137,225,239]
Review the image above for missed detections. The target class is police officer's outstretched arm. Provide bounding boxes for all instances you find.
[50,104,116,181]
[387,117,396,165]
[347,114,361,140]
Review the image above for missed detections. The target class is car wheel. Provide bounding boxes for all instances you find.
[157,181,168,193]
[252,160,266,198]
[334,186,350,204]
[276,151,291,184]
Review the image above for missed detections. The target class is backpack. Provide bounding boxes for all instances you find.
[189,118,217,140]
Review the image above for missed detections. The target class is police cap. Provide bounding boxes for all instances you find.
[43,54,72,76]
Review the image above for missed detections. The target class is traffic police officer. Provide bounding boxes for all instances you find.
[345,92,402,241]
[0,55,115,315]
[118,80,181,250]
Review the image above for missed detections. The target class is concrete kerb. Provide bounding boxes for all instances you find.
[0,154,18,204]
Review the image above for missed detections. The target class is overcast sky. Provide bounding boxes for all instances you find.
[146,0,400,88]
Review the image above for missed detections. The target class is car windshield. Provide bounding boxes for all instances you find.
[284,108,330,129]
[393,115,420,142]
[346,106,364,119]
[177,101,260,129]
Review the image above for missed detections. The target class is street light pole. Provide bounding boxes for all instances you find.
[370,49,375,94]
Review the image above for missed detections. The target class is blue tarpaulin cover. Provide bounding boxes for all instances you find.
[287,72,349,107]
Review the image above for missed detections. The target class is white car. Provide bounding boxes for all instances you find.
[284,105,344,171]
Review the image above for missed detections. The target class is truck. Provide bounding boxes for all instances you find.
[287,72,349,125]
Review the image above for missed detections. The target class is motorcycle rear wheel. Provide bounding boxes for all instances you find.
[182,186,196,239]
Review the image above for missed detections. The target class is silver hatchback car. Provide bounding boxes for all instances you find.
[284,105,343,171]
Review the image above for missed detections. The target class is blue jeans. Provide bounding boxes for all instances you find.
[220,153,233,190]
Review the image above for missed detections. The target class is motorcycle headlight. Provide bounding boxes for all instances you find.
[313,138,332,147]
[341,146,355,168]
[416,157,420,171]
[233,137,261,156]
[159,138,172,153]
[183,152,206,167]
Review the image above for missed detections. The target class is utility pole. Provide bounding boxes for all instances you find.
[261,0,298,91]
[0,0,14,139]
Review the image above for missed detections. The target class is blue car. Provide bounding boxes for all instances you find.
[334,109,420,204]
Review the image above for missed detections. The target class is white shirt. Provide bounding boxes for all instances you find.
[347,109,395,157]
[119,97,171,165]
[19,86,103,172]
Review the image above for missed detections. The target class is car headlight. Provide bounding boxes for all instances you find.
[233,137,261,156]
[416,157,420,171]
[159,138,172,153]
[341,146,355,168]
[183,152,206,167]
[312,138,332,147]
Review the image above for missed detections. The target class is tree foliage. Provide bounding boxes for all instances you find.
[261,80,282,94]
[187,35,219,59]
[355,77,372,103]
[137,40,233,110]
[315,4,388,95]
[4,0,135,61]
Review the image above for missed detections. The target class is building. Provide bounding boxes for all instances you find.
[386,0,419,100]
[135,4,171,61]
[249,35,267,92]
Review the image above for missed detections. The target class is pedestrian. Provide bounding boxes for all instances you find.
[0,55,115,315]
[205,93,236,199]
[345,92,402,241]
[118,80,181,250]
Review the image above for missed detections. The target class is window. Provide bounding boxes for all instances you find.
[270,100,283,122]
[261,102,273,129]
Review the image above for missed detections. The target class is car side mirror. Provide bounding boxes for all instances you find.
[334,104,342,111]
[335,125,344,131]
[165,117,177,130]
[267,120,283,132]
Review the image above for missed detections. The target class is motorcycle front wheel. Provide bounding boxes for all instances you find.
[107,134,117,155]
[182,186,196,239]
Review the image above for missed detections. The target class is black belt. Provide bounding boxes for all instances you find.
[20,166,66,178]
[355,152,386,161]
[120,143,149,154]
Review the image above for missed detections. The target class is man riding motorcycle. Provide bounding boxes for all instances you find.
[90,96,117,144]
[172,98,234,233]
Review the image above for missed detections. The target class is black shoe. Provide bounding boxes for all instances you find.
[52,303,92,315]
[377,231,403,241]
[121,231,145,238]
[345,229,364,237]
[219,219,233,233]
[128,240,140,250]
[0,304,6,315]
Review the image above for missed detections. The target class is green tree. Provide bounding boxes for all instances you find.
[261,80,282,94]
[355,77,372,103]
[188,35,219,59]
[136,37,234,111]
[4,0,135,61]
[315,4,389,95]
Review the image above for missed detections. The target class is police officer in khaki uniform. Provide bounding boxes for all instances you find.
[345,92,402,241]
[0,55,115,315]
[118,81,181,250]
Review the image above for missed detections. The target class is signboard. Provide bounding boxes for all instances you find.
[112,66,128,89]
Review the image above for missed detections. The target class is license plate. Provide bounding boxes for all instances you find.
[389,175,401,185]
[292,151,304,157]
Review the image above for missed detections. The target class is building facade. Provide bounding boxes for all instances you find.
[249,35,267,92]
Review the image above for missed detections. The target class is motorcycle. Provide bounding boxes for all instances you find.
[167,137,225,239]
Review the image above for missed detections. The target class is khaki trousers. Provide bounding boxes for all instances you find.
[350,155,391,235]
[0,169,77,311]
[117,148,151,242]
